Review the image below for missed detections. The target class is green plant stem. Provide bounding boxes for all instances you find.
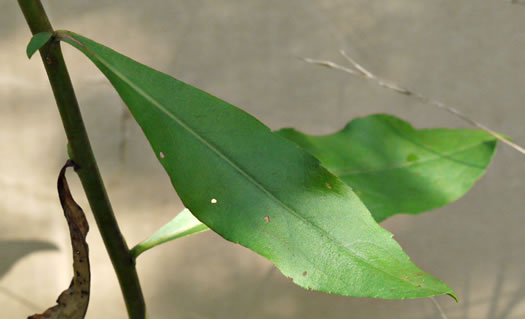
[17,1,146,318]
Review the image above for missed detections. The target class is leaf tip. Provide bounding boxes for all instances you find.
[448,292,459,302]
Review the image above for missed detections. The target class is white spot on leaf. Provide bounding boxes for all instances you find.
[210,198,217,204]
[159,152,165,159]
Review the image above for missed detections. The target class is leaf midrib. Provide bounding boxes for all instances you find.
[69,32,441,292]
[330,142,491,177]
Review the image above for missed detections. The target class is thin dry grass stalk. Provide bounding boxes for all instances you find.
[300,51,525,156]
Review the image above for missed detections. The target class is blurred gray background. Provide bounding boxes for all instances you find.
[2,0,525,318]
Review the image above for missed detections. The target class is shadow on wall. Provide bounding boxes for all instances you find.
[484,256,525,319]
[0,240,58,311]
[0,239,58,280]
[144,231,525,319]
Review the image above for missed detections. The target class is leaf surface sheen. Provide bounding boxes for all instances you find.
[57,31,454,299]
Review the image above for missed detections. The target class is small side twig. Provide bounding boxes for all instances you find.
[300,51,525,155]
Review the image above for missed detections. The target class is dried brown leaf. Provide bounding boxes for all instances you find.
[28,160,90,319]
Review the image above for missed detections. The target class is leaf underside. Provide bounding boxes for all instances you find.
[56,30,455,299]
[130,208,208,258]
[276,114,498,222]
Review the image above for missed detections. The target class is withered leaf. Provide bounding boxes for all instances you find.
[28,160,90,319]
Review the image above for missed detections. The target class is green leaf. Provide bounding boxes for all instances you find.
[26,32,53,59]
[130,209,208,258]
[133,114,496,254]
[57,30,455,299]
[277,114,498,222]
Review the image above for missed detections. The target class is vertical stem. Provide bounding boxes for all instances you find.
[17,1,146,318]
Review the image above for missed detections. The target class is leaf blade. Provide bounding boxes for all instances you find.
[133,114,496,252]
[29,161,90,319]
[26,32,53,59]
[276,114,497,222]
[130,209,208,258]
[57,31,454,299]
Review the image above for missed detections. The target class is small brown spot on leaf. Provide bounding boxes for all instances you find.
[45,56,52,64]
[325,182,332,190]
[302,271,307,276]
[356,190,361,195]
[264,216,270,223]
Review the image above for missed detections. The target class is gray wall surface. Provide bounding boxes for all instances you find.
[2,1,525,318]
